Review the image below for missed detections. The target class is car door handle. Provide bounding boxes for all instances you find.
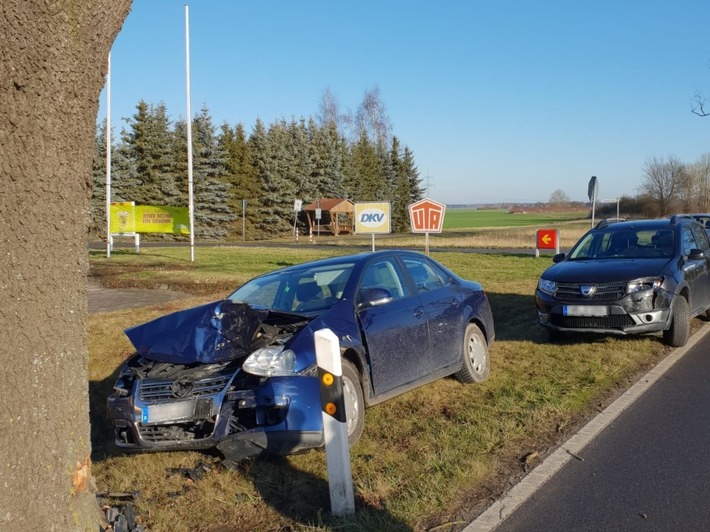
[413,307,425,319]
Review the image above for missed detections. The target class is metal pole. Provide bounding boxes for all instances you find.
[242,199,246,242]
[185,3,195,262]
[105,52,112,258]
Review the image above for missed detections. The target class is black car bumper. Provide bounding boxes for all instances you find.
[535,288,673,336]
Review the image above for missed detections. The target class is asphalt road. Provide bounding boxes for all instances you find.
[470,326,710,532]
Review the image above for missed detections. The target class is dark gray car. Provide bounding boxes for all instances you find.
[535,216,710,346]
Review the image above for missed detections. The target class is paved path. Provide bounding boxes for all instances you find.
[87,277,190,314]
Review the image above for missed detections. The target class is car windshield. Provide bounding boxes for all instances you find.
[568,228,675,260]
[228,262,355,313]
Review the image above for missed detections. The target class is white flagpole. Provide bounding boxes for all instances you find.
[185,3,195,262]
[105,51,112,258]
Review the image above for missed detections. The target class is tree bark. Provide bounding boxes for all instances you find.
[0,2,131,529]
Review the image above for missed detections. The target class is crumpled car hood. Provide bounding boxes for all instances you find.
[124,300,306,364]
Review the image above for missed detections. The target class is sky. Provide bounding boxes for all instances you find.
[98,0,710,205]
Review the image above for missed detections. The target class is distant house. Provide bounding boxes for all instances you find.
[302,198,355,235]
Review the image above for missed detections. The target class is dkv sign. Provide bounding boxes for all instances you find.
[354,202,391,234]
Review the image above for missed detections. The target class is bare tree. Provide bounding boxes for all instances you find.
[687,153,710,212]
[317,87,342,128]
[691,60,710,117]
[0,2,131,529]
[548,189,571,206]
[354,86,392,151]
[638,156,686,216]
[691,89,709,117]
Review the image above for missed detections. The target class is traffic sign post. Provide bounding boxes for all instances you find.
[588,176,599,228]
[293,199,302,243]
[536,229,559,257]
[408,198,446,256]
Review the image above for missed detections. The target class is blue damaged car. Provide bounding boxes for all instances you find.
[107,250,495,461]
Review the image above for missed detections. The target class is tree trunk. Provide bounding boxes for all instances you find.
[0,2,131,529]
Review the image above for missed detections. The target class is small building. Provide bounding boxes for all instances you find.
[302,198,355,236]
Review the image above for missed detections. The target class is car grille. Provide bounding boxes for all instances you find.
[550,314,635,329]
[139,375,232,402]
[555,281,625,301]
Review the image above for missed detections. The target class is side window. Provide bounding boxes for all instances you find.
[358,258,410,302]
[681,227,698,256]
[690,223,710,252]
[403,257,446,294]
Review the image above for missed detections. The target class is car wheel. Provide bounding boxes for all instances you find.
[663,296,690,347]
[455,323,490,384]
[341,359,365,447]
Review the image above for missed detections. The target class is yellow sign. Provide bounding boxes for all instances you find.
[110,202,136,234]
[135,206,190,234]
[110,203,190,235]
[354,202,391,234]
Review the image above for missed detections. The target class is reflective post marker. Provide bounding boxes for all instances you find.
[314,328,355,516]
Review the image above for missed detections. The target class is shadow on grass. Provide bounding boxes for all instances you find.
[90,366,127,462]
[239,455,412,531]
[486,291,666,346]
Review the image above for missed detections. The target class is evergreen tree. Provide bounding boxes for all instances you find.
[121,100,174,205]
[389,136,412,232]
[179,106,234,239]
[90,119,140,237]
[219,121,260,238]
[349,130,381,201]
[402,145,424,204]
[308,118,346,199]
[90,120,108,238]
[253,120,301,236]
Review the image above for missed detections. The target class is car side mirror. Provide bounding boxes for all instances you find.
[357,287,393,309]
[552,253,565,263]
[688,248,705,261]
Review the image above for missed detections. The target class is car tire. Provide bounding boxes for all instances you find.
[455,323,490,384]
[663,296,690,347]
[341,359,365,447]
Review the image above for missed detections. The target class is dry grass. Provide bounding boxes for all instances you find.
[89,244,690,531]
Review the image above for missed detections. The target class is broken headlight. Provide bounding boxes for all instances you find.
[626,277,663,294]
[242,345,296,377]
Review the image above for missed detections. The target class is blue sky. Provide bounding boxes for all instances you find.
[99,1,710,205]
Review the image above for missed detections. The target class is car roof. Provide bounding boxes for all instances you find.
[593,217,696,232]
[269,249,429,273]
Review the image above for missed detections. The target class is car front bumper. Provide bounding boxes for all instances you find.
[535,287,674,336]
[107,371,324,460]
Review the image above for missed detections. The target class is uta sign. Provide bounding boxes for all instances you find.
[408,198,446,233]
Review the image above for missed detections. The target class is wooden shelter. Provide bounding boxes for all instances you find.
[302,198,355,236]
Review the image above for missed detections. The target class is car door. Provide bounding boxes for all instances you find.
[400,255,464,372]
[686,223,710,312]
[355,257,431,396]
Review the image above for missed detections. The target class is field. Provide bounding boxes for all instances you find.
[441,208,587,230]
[87,234,700,531]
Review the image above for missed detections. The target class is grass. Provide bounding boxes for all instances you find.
[88,244,688,531]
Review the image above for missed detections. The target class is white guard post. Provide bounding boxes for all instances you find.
[314,328,355,516]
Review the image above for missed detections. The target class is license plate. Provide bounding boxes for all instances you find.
[142,400,196,424]
[563,305,608,317]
